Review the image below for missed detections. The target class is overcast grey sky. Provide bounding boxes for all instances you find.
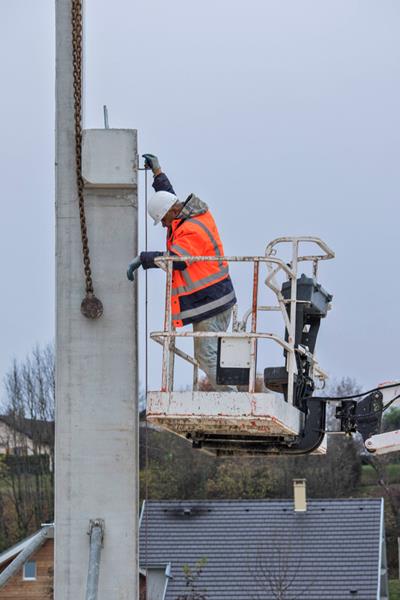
[1,1,400,393]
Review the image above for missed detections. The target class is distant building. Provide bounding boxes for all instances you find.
[0,526,54,599]
[0,415,53,457]
[139,496,389,600]
[0,495,389,599]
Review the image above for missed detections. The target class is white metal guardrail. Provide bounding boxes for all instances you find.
[151,237,335,405]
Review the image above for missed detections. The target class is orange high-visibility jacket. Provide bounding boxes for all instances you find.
[167,211,236,327]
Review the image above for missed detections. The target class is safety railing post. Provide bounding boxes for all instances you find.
[287,241,299,405]
[193,364,199,391]
[249,260,259,393]
[168,335,176,392]
[161,261,173,391]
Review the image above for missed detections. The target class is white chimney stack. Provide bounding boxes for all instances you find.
[293,479,307,512]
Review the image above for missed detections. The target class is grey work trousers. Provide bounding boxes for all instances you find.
[192,307,234,391]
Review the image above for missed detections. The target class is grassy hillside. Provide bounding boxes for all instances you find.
[390,580,400,599]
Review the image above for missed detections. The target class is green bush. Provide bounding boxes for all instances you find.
[361,463,400,486]
[4,454,50,475]
[389,579,400,599]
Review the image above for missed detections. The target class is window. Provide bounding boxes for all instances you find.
[23,560,37,581]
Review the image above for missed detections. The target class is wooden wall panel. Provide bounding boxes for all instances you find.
[0,539,54,600]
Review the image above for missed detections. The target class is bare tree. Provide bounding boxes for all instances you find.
[324,376,361,430]
[175,558,208,600]
[361,450,400,577]
[3,344,55,423]
[0,344,55,539]
[250,539,314,600]
[327,378,400,576]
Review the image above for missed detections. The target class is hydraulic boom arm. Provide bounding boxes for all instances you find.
[334,382,400,455]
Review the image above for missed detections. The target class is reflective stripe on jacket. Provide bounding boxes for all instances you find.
[168,211,236,327]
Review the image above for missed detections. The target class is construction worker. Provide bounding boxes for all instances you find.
[127,154,236,390]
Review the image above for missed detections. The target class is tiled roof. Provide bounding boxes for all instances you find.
[139,498,384,600]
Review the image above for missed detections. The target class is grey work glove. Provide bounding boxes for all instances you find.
[127,256,142,281]
[142,153,160,172]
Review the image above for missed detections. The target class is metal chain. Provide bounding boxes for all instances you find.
[71,0,103,319]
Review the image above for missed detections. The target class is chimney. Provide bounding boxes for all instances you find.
[293,479,307,512]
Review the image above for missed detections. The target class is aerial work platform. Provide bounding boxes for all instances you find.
[147,237,334,456]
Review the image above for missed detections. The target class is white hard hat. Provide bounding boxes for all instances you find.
[148,191,178,225]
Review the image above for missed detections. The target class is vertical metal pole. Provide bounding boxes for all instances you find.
[86,520,105,600]
[312,259,318,279]
[232,303,238,331]
[287,241,298,405]
[168,335,176,392]
[103,106,109,129]
[193,364,199,391]
[161,261,172,391]
[249,261,259,393]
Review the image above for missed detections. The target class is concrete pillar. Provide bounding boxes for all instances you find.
[55,2,138,598]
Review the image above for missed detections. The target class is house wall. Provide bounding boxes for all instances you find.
[0,422,51,458]
[0,422,33,455]
[147,568,168,600]
[0,539,54,599]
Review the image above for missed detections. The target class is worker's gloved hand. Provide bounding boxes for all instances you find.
[127,256,142,281]
[142,153,160,173]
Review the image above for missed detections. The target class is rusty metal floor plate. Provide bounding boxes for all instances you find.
[146,391,327,456]
[147,391,302,437]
